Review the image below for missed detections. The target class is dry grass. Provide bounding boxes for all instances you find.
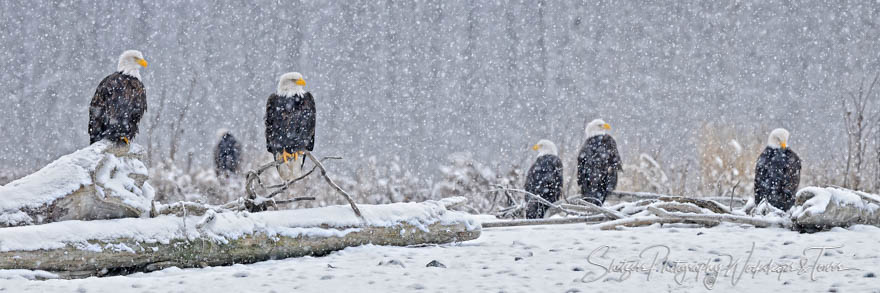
[694,123,765,197]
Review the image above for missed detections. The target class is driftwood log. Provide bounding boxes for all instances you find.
[0,198,480,279]
[0,221,476,279]
[792,186,880,231]
[0,141,153,227]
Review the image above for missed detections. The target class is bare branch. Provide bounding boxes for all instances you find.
[593,216,719,230]
[482,216,607,228]
[304,151,364,220]
[564,199,625,219]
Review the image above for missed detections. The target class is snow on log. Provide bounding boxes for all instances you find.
[0,141,153,227]
[791,186,880,231]
[0,197,480,278]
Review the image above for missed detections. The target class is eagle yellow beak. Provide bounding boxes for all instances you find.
[137,58,148,68]
[603,123,611,130]
[532,144,539,151]
[296,79,306,86]
[780,141,787,149]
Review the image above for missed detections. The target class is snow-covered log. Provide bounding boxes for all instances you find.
[791,186,880,231]
[0,141,153,227]
[0,197,480,278]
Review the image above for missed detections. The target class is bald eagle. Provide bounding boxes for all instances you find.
[755,128,801,211]
[265,72,315,180]
[214,129,242,176]
[577,119,621,206]
[88,50,148,144]
[525,140,564,219]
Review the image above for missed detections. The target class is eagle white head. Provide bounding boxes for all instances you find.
[767,128,790,149]
[216,128,231,140]
[585,119,612,138]
[277,72,307,97]
[117,50,147,79]
[531,139,558,157]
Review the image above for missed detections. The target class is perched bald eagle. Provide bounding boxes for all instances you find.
[525,140,564,219]
[88,50,148,145]
[755,128,801,211]
[214,129,242,176]
[577,119,621,206]
[265,72,315,180]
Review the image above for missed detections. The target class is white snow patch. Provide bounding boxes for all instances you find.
[0,210,33,226]
[0,269,59,280]
[791,186,872,218]
[104,242,136,253]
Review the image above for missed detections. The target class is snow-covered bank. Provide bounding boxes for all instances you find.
[3,222,877,292]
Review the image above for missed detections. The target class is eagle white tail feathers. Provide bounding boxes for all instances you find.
[290,154,306,180]
[275,153,306,182]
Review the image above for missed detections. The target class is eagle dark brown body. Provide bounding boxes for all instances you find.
[265,92,316,156]
[88,72,147,144]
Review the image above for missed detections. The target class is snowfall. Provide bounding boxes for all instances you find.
[0,219,877,293]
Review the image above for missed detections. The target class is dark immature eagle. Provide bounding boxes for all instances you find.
[754,128,801,211]
[265,72,315,180]
[214,129,242,176]
[577,119,621,206]
[88,50,148,145]
[524,139,563,219]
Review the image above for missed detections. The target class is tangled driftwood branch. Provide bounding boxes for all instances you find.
[487,188,601,218]
[242,152,363,219]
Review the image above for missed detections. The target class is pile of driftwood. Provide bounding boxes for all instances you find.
[484,187,880,232]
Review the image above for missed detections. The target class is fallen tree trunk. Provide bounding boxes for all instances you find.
[0,197,480,279]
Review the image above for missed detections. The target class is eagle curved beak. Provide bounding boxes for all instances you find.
[296,79,306,86]
[603,123,611,130]
[137,58,148,68]
[781,141,787,149]
[532,144,539,151]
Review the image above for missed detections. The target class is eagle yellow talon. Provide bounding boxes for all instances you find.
[121,137,130,145]
[282,150,292,163]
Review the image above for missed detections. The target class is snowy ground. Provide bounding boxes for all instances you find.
[2,222,878,293]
